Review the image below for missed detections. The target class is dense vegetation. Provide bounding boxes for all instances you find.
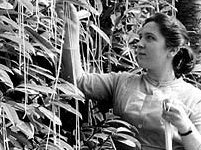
[0,0,200,149]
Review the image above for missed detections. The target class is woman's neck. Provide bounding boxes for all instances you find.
[146,70,176,82]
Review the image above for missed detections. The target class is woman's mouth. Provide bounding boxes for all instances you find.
[138,52,146,56]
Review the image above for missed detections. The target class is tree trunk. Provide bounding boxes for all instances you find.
[176,0,201,62]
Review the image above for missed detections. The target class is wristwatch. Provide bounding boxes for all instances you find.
[178,127,192,136]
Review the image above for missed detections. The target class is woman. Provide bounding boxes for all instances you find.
[57,3,201,150]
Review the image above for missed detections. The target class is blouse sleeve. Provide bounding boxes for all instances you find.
[190,100,201,133]
[77,72,121,103]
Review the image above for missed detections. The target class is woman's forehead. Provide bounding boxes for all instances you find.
[138,22,162,36]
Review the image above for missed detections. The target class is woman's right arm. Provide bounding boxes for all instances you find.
[56,2,84,82]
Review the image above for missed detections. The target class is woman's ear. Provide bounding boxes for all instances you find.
[167,48,179,58]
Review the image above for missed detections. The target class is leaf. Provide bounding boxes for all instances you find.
[0,22,13,33]
[7,128,33,149]
[0,16,18,29]
[16,121,34,139]
[102,127,117,134]
[38,106,62,126]
[56,83,85,102]
[93,133,108,141]
[117,139,136,148]
[24,26,54,50]
[39,142,62,150]
[17,0,34,14]
[29,65,55,81]
[63,0,100,16]
[51,138,73,150]
[38,0,48,6]
[135,4,155,10]
[7,135,23,149]
[7,101,40,118]
[90,22,111,46]
[0,64,13,74]
[1,102,20,125]
[17,83,56,94]
[105,119,139,134]
[77,10,91,20]
[0,69,13,88]
[192,64,201,72]
[51,101,82,119]
[113,133,141,149]
[0,1,13,9]
[116,127,136,137]
[14,87,39,95]
[95,0,103,14]
[0,33,36,55]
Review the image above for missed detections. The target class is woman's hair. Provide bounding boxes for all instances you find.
[143,13,196,78]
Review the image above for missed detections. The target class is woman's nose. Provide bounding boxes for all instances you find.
[136,41,144,49]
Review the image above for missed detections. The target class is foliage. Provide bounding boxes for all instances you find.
[0,0,200,150]
[0,0,85,149]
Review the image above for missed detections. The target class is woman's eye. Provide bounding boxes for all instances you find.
[146,35,155,41]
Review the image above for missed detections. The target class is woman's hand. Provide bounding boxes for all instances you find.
[162,99,192,133]
[55,1,79,49]
[55,1,83,80]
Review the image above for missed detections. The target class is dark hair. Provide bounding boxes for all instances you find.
[143,13,195,78]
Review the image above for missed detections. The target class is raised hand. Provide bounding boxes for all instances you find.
[162,99,192,134]
[56,2,79,50]
[55,1,83,81]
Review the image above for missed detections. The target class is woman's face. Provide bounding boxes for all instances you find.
[136,21,170,70]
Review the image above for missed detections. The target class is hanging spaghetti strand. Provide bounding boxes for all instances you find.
[64,3,80,149]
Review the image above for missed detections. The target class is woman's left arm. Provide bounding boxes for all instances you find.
[181,124,201,150]
[162,100,201,150]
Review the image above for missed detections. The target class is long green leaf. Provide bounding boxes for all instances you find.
[0,22,13,33]
[0,34,36,55]
[77,10,91,19]
[39,142,62,150]
[0,69,13,88]
[29,65,55,81]
[113,133,141,148]
[63,0,100,16]
[0,64,13,74]
[89,22,111,46]
[38,106,62,126]
[17,83,56,94]
[0,1,13,9]
[17,0,34,14]
[51,101,82,119]
[50,137,73,150]
[1,102,20,125]
[0,16,18,30]
[7,101,40,118]
[106,119,139,134]
[7,128,33,149]
[16,121,34,139]
[117,139,136,148]
[57,83,85,101]
[24,26,54,50]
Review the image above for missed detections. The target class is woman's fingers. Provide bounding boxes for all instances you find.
[55,2,79,23]
[56,3,79,49]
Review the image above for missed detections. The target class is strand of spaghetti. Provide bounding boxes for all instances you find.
[18,4,22,72]
[18,3,28,118]
[44,0,53,147]
[45,0,62,147]
[164,90,175,150]
[66,3,80,149]
[35,0,39,30]
[50,0,57,144]
[23,6,28,118]
[165,121,172,150]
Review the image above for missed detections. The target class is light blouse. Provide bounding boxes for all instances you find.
[77,71,201,150]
